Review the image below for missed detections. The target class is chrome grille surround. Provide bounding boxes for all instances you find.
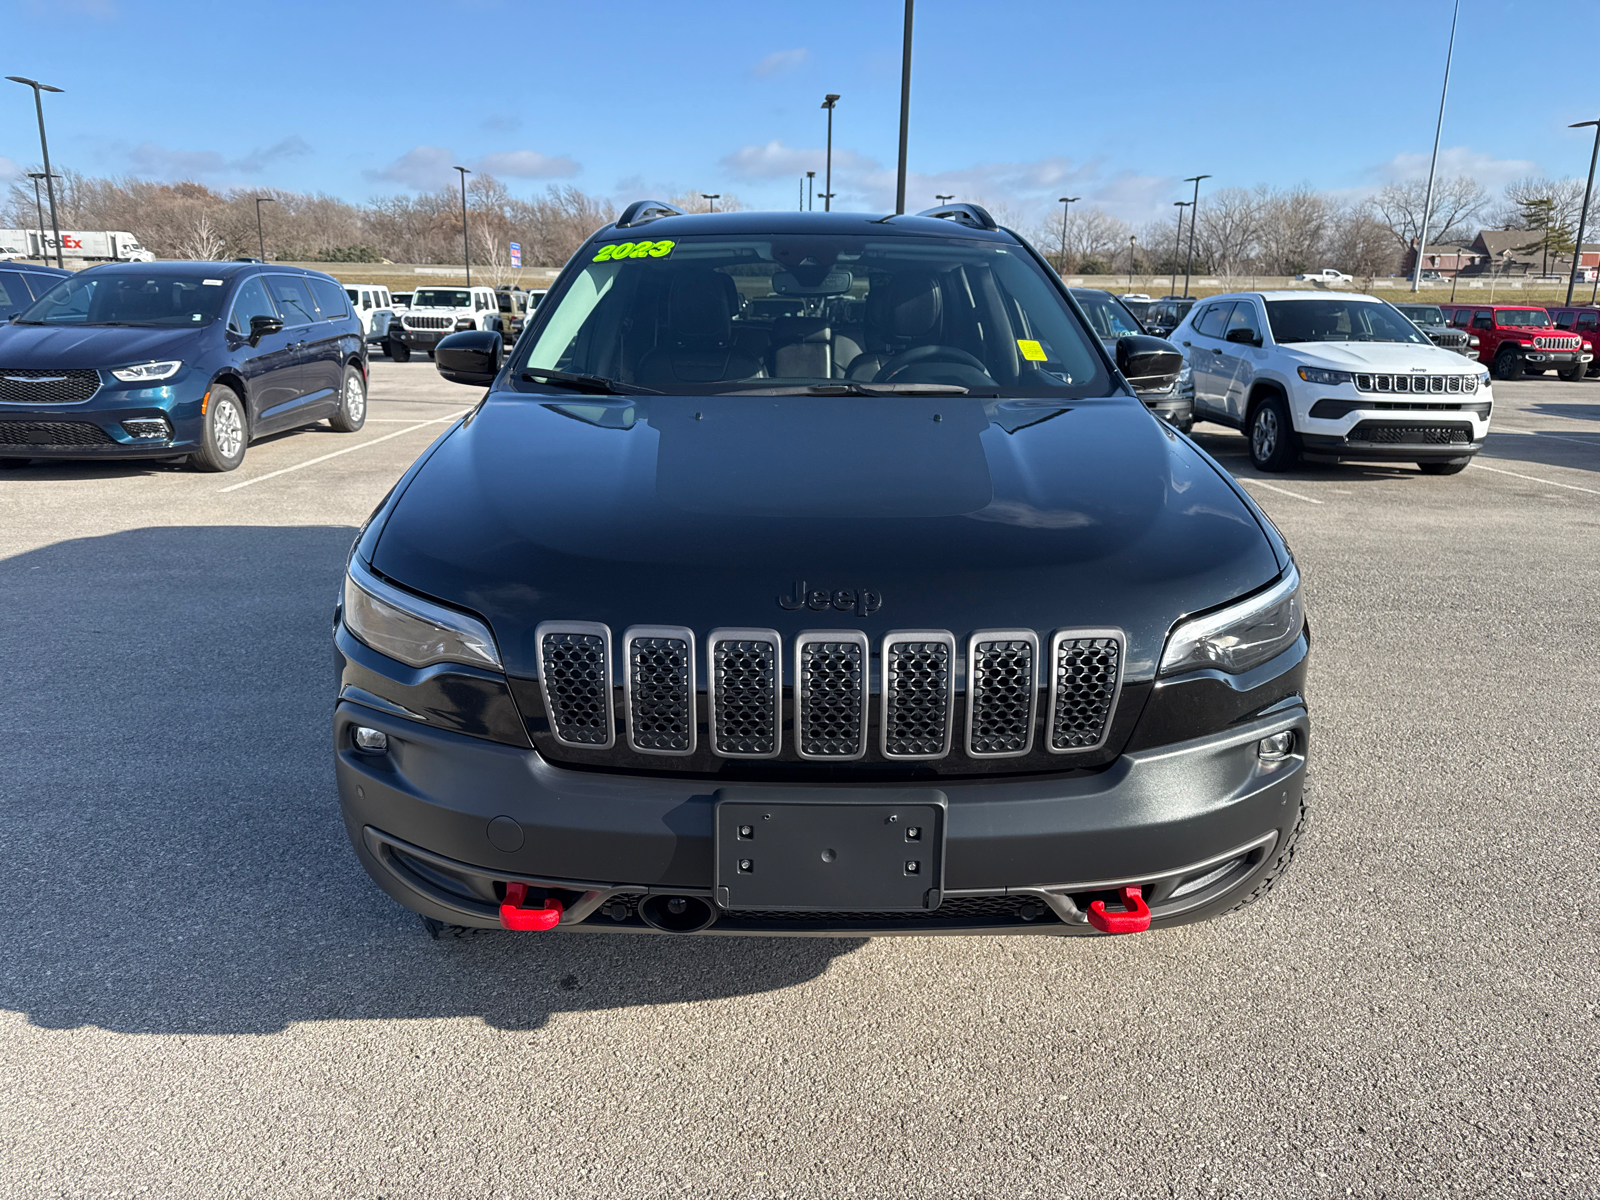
[1533,335,1579,350]
[0,368,101,405]
[707,628,782,759]
[622,625,696,756]
[793,630,869,760]
[964,630,1039,759]
[534,621,615,750]
[880,630,956,760]
[1354,372,1477,394]
[1046,629,1124,754]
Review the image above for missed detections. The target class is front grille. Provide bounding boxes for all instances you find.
[1354,372,1476,394]
[1049,634,1122,752]
[536,622,613,748]
[404,315,456,331]
[882,634,955,759]
[708,631,780,757]
[1534,335,1579,350]
[966,632,1038,757]
[0,420,115,446]
[1428,331,1467,348]
[796,633,867,759]
[0,368,101,404]
[1348,421,1473,445]
[624,627,694,755]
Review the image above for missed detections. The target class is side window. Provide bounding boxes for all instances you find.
[345,288,360,309]
[305,276,350,321]
[265,275,318,325]
[1223,301,1260,342]
[1553,310,1573,329]
[21,271,60,301]
[1472,311,1492,329]
[1193,301,1234,339]
[360,290,373,309]
[227,276,280,335]
[1579,312,1599,332]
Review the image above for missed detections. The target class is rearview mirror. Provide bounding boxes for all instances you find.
[248,314,283,347]
[1115,334,1183,395]
[1225,327,1261,346]
[436,329,502,386]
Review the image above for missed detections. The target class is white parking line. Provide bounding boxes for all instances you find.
[219,412,466,493]
[1237,477,1324,504]
[1469,461,1600,496]
[1491,426,1600,446]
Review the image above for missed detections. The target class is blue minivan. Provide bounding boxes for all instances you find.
[0,261,367,471]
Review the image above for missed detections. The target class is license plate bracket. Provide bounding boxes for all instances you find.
[714,787,947,912]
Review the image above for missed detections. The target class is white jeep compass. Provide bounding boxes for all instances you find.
[1173,291,1492,475]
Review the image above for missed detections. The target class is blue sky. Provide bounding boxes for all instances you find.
[3,0,1596,228]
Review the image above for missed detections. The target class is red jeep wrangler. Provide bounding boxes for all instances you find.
[1441,304,1591,381]
[1548,305,1600,377]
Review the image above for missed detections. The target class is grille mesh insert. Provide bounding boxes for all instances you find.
[0,369,101,404]
[883,640,951,757]
[0,420,115,446]
[627,636,692,752]
[541,632,610,745]
[799,640,865,757]
[968,638,1035,755]
[1050,637,1121,751]
[1349,421,1473,445]
[712,639,777,755]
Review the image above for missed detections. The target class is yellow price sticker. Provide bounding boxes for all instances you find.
[593,239,675,262]
[1017,339,1048,362]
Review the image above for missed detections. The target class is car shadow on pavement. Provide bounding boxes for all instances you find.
[1527,401,1600,422]
[0,525,861,1036]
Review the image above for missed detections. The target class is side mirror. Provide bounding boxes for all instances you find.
[248,314,283,347]
[1116,334,1183,395]
[1225,327,1261,346]
[436,329,502,386]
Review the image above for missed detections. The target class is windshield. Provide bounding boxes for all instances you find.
[1497,309,1551,328]
[17,271,229,328]
[413,289,471,308]
[1397,305,1444,326]
[1072,289,1144,340]
[515,232,1110,396]
[1264,299,1429,345]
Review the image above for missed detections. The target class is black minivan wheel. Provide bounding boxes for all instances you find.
[188,385,248,472]
[1248,396,1298,472]
[329,365,367,433]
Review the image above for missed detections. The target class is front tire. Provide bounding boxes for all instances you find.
[1248,396,1298,472]
[1418,458,1471,475]
[1493,348,1524,381]
[389,341,411,363]
[328,365,367,433]
[1558,365,1583,381]
[188,385,247,473]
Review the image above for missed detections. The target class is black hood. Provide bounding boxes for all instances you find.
[0,322,205,366]
[370,393,1284,680]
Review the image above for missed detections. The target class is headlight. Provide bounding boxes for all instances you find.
[453,317,476,331]
[343,557,501,670]
[1296,366,1353,386]
[1478,369,1491,386]
[111,360,182,382]
[1159,566,1303,677]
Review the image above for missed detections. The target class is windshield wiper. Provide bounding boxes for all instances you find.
[519,368,659,395]
[716,382,969,396]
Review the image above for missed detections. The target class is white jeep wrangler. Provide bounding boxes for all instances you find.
[390,285,502,362]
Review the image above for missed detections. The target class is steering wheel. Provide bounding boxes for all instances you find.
[873,344,990,384]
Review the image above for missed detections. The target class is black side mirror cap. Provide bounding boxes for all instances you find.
[248,314,283,347]
[436,329,502,386]
[1115,334,1183,395]
[1225,327,1262,346]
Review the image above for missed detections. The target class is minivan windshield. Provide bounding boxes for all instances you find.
[17,270,229,328]
[515,232,1110,396]
[1264,299,1429,345]
[412,289,471,308]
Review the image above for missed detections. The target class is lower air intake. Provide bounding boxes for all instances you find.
[0,420,116,446]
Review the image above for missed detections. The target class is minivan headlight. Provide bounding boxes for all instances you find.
[112,360,182,382]
[343,557,501,670]
[1160,566,1303,676]
[1296,366,1352,386]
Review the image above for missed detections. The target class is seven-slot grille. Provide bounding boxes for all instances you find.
[0,420,116,446]
[965,631,1040,758]
[404,315,456,330]
[0,369,101,404]
[1048,633,1123,753]
[1533,335,1580,350]
[707,629,782,758]
[535,622,615,749]
[1353,372,1477,394]
[795,632,869,759]
[623,627,695,755]
[881,632,955,759]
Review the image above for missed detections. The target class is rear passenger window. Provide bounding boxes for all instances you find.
[265,275,318,325]
[1193,302,1234,339]
[305,276,350,320]
[1580,313,1598,331]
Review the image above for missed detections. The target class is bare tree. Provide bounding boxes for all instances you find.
[1256,185,1337,276]
[1192,187,1262,284]
[1370,176,1486,253]
[1328,206,1399,287]
[1493,176,1586,233]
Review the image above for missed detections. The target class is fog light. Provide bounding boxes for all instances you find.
[353,726,389,753]
[121,417,171,439]
[1258,731,1294,761]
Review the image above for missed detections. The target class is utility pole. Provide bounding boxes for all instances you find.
[255,197,276,261]
[1057,197,1079,277]
[895,0,913,215]
[454,166,472,287]
[26,173,51,261]
[1128,236,1137,291]
[1412,0,1461,294]
[807,171,815,211]
[8,77,66,268]
[1565,119,1600,306]
[1183,175,1211,298]
[1171,201,1191,296]
[821,94,840,212]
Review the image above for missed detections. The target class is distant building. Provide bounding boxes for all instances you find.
[1456,229,1600,278]
[1402,239,1484,277]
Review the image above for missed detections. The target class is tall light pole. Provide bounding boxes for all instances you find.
[1183,174,1211,298]
[454,165,471,286]
[700,193,720,213]
[1057,196,1079,277]
[821,94,840,212]
[1565,119,1600,306]
[806,171,815,211]
[1128,236,1138,291]
[895,0,914,215]
[1412,0,1461,294]
[26,172,52,261]
[1171,200,1191,296]
[8,77,65,268]
[255,196,276,261]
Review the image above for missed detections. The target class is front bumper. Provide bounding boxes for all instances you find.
[0,372,206,459]
[334,696,1309,937]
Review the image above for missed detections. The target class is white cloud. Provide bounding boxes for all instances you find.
[0,156,21,182]
[474,149,579,179]
[122,136,310,179]
[1368,146,1538,190]
[365,145,459,189]
[368,145,581,189]
[750,48,808,78]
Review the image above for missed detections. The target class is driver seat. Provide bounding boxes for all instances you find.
[846,271,942,380]
[635,269,763,389]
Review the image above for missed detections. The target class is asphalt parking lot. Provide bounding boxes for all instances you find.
[3,362,1598,1199]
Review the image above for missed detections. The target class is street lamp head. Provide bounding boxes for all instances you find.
[821,93,840,109]
[1184,174,1212,184]
[1570,120,1600,129]
[454,165,471,177]
[936,193,954,203]
[7,76,63,92]
[806,171,815,179]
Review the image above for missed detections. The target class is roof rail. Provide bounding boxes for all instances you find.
[914,202,998,231]
[616,200,687,229]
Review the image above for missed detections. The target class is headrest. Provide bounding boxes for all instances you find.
[667,269,733,345]
[884,271,941,339]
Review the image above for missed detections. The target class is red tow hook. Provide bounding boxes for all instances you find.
[499,882,563,931]
[1086,886,1151,934]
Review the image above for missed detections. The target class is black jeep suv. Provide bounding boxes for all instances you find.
[334,203,1309,938]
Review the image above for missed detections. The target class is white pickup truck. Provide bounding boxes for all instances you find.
[1294,268,1354,284]
[389,284,503,362]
